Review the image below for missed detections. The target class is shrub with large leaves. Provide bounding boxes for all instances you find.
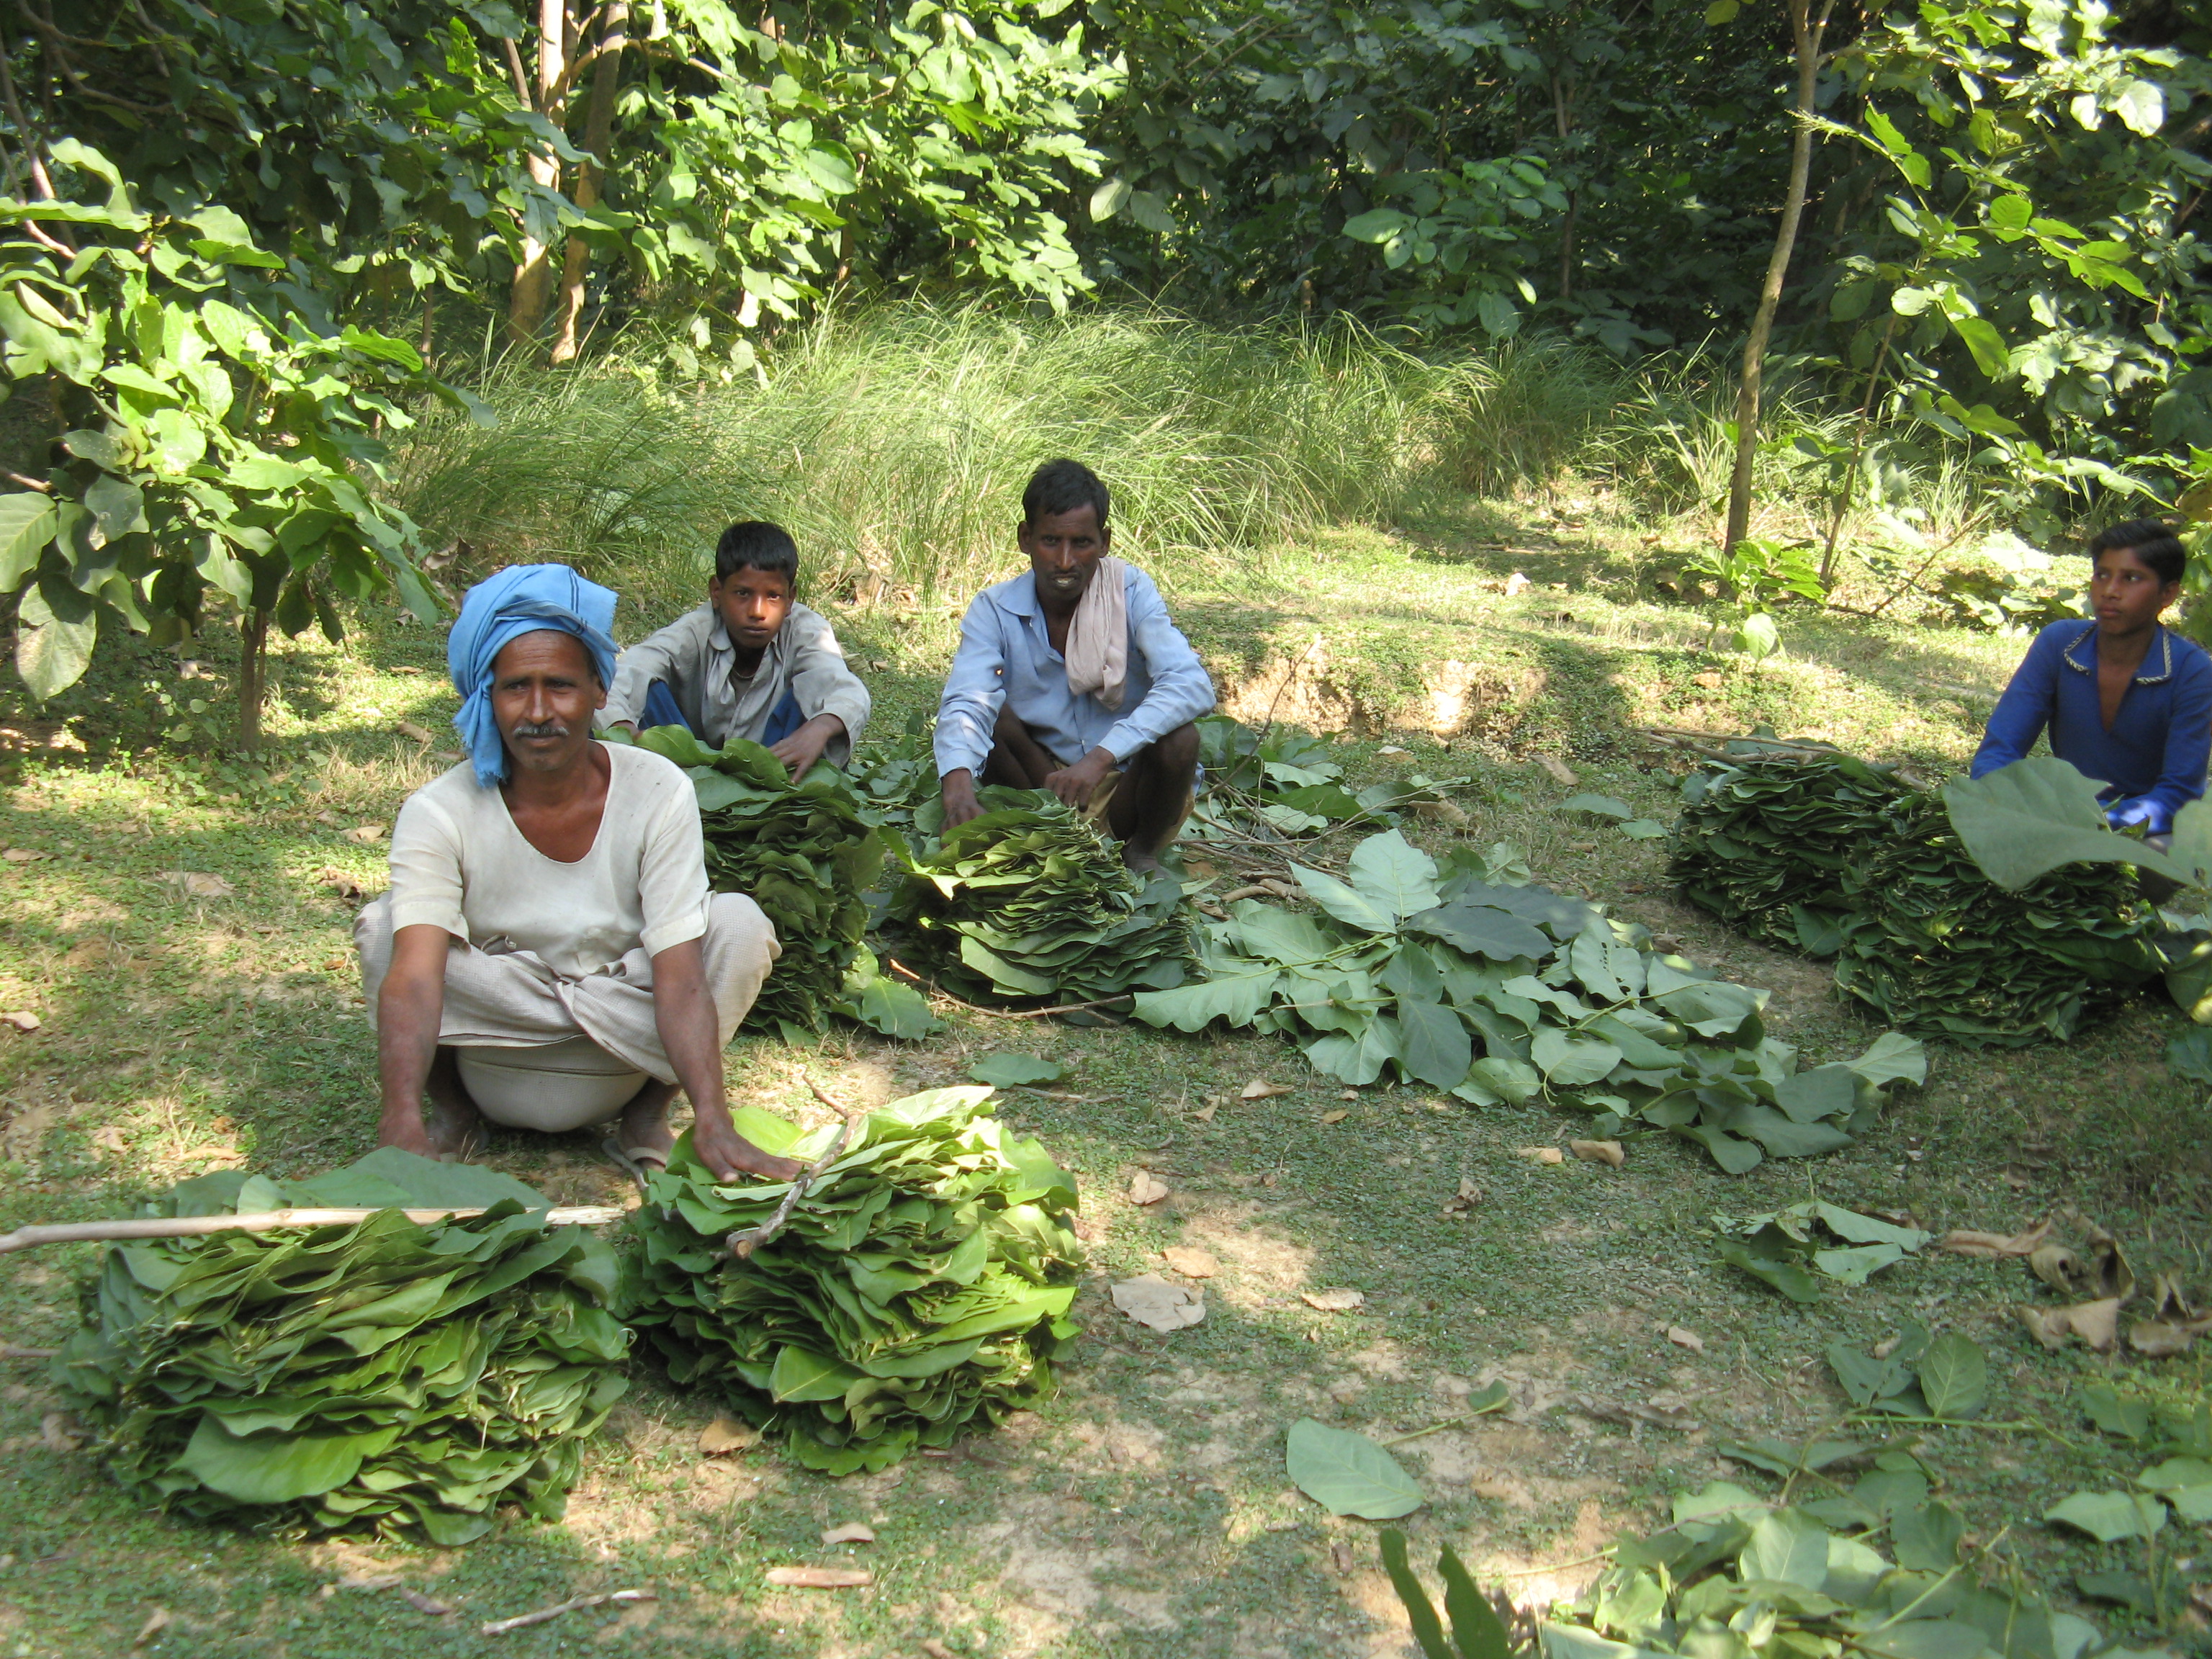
[625,1088,1081,1475]
[1668,747,1916,956]
[50,1150,628,1544]
[1132,827,1923,1173]
[621,727,936,1040]
[1832,791,2160,1046]
[894,788,1194,1002]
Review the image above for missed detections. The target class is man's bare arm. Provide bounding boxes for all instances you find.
[941,765,983,827]
[649,937,803,1181]
[377,924,452,1154]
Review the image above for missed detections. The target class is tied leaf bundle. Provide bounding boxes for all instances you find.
[894,789,1195,1002]
[626,1087,1082,1475]
[1832,793,2160,1046]
[51,1150,628,1544]
[627,727,934,1040]
[1668,749,1915,956]
[1132,827,1923,1172]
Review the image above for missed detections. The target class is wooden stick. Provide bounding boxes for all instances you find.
[0,1205,626,1255]
[481,1590,655,1636]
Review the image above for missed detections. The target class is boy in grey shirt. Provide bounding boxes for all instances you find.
[603,521,871,776]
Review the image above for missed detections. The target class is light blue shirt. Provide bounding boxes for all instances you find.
[935,565,1217,778]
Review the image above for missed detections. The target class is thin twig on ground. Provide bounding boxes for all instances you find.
[480,1591,654,1636]
[0,1205,626,1254]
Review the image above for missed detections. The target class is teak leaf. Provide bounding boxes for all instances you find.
[1285,1419,1423,1519]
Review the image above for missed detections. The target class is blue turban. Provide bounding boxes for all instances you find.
[446,563,620,786]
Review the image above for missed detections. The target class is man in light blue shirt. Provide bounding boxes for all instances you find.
[937,459,1215,870]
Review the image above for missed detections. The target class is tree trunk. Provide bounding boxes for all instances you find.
[507,0,568,351]
[237,608,269,753]
[1721,0,1836,557]
[552,2,629,365]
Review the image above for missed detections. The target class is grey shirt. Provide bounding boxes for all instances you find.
[601,602,871,762]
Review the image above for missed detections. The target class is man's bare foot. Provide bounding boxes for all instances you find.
[1124,845,1164,876]
[616,1081,682,1166]
[421,1048,487,1159]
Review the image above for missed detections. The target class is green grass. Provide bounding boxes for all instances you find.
[0,505,2206,1658]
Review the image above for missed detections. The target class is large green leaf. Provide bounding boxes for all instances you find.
[1397,997,1472,1089]
[1410,899,1550,961]
[179,1417,390,1503]
[15,583,96,699]
[1132,963,1280,1030]
[1346,830,1440,919]
[1292,862,1399,932]
[1285,1418,1422,1519]
[0,493,55,591]
[1916,1333,1987,1420]
[2045,1490,2167,1542]
[1942,757,2171,889]
[1530,1028,1622,1086]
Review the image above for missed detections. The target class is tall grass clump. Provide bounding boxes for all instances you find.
[386,304,1626,604]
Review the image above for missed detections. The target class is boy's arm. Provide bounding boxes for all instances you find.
[601,612,703,730]
[781,608,873,760]
[1969,624,2064,779]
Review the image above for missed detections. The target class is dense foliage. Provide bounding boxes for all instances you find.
[50,1151,629,1544]
[624,1087,1082,1475]
[1133,827,1925,1172]
[894,790,1194,1003]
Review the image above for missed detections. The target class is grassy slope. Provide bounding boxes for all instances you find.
[0,505,2206,1659]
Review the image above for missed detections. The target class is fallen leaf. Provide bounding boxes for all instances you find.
[395,721,435,744]
[1112,1274,1205,1332]
[342,824,387,844]
[397,1588,454,1616]
[1667,1326,1705,1353]
[1442,1177,1483,1216]
[2029,1243,2085,1295]
[1377,745,1407,756]
[91,1125,127,1152]
[1331,1540,1355,1573]
[1503,571,1532,595]
[317,866,367,902]
[1127,1170,1170,1205]
[314,810,341,826]
[432,750,464,765]
[1242,1079,1293,1100]
[2026,1297,2124,1353]
[1536,755,1578,786]
[2018,1305,2072,1352]
[820,1524,876,1545]
[0,1010,40,1033]
[699,1413,758,1456]
[1321,1110,1349,1124]
[1,848,48,863]
[1302,1288,1365,1313]
[166,872,233,899]
[40,1411,81,1452]
[133,1609,171,1648]
[1161,1246,1218,1279]
[336,1573,403,1592]
[1516,1146,1565,1166]
[2129,1320,2206,1358]
[1191,1103,1217,1123]
[1570,1138,1625,1168]
[1940,1218,2052,1257]
[764,1568,871,1589]
[1339,1089,1359,1101]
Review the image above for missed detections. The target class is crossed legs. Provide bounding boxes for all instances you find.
[981,703,1199,865]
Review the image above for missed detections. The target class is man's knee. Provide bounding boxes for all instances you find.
[1148,722,1200,776]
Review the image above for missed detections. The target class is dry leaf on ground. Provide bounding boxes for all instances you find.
[1504,571,1533,596]
[2126,1274,2211,1357]
[1940,1218,2052,1257]
[764,1567,872,1589]
[318,867,367,902]
[1112,1275,1205,1332]
[1339,1089,1359,1101]
[395,721,434,744]
[1127,1170,1170,1206]
[699,1413,758,1456]
[820,1524,876,1545]
[1161,1246,1218,1279]
[1442,1177,1483,1216]
[1377,745,1406,756]
[40,1411,81,1452]
[132,1609,171,1648]
[1301,1288,1365,1313]
[1666,1326,1704,1352]
[1,1010,40,1032]
[2019,1297,2121,1353]
[1537,755,1578,785]
[90,1126,127,1152]
[397,1588,455,1616]
[1,848,47,863]
[166,872,234,899]
[1321,1110,1349,1124]
[1190,1103,1217,1123]
[1569,1139,1624,1167]
[342,824,387,844]
[1242,1079,1293,1100]
[1516,1146,1565,1166]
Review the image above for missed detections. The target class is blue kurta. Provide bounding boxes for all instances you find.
[1970,619,2212,835]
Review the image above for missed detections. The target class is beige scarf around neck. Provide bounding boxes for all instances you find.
[1063,555,1130,711]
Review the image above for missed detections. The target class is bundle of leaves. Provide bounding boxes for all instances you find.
[1132,828,1923,1172]
[1190,715,1470,842]
[626,727,933,1040]
[625,1087,1082,1475]
[1539,1462,2177,1659]
[1833,792,2160,1045]
[1668,747,1917,955]
[50,1150,628,1544]
[893,788,1194,1002]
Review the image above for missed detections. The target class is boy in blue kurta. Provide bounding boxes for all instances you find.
[1972,518,2212,845]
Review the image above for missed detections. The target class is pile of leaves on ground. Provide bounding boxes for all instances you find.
[1833,791,2159,1046]
[1130,827,1924,1172]
[50,1151,628,1544]
[1671,744,2162,1045]
[845,716,944,858]
[1189,715,1470,845]
[1667,742,1917,954]
[1537,1465,2179,1659]
[891,787,1194,1003]
[622,727,936,1040]
[625,1087,1082,1475]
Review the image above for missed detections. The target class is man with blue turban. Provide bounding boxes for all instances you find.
[353,563,800,1182]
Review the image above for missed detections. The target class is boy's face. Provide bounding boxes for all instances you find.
[1018,503,1108,609]
[710,566,793,652]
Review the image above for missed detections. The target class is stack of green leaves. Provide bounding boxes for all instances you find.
[1668,747,1916,956]
[1190,714,1470,841]
[1833,792,2159,1045]
[625,1087,1082,1475]
[845,716,947,857]
[626,727,935,1040]
[1132,827,1924,1172]
[1539,1462,2177,1659]
[50,1149,628,1544]
[894,788,1195,1002]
